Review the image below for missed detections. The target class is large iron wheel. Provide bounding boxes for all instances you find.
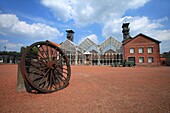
[20,41,71,93]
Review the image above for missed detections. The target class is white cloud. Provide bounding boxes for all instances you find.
[130,16,170,41]
[19,13,56,26]
[0,39,8,43]
[87,34,99,44]
[127,0,150,9]
[41,0,72,22]
[78,34,99,44]
[41,0,170,53]
[0,39,24,51]
[0,14,63,40]
[152,30,170,41]
[41,0,150,26]
[102,16,170,41]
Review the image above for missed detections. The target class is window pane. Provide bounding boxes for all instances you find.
[148,47,153,53]
[130,48,134,53]
[139,57,144,63]
[148,57,153,63]
[138,48,143,53]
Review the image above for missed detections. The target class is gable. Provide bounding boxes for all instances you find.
[100,36,122,51]
[90,50,98,54]
[127,34,160,45]
[105,49,116,53]
[79,38,98,52]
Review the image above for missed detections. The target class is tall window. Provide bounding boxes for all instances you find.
[148,47,153,53]
[148,57,154,63]
[130,48,135,54]
[139,57,144,63]
[138,47,144,53]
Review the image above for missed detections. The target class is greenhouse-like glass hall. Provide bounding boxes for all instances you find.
[60,31,123,66]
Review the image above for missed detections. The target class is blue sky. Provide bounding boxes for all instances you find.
[0,0,170,53]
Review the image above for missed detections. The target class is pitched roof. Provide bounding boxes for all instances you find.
[123,33,161,45]
[133,33,161,43]
[78,38,98,52]
[100,36,122,52]
[60,39,79,54]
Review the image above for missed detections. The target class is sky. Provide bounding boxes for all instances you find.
[0,0,170,53]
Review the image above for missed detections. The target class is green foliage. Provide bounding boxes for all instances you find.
[30,46,38,54]
[0,51,20,55]
[20,46,29,54]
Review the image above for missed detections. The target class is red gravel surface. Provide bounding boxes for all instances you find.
[0,64,170,113]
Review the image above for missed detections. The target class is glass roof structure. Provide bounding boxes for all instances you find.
[60,39,77,54]
[60,36,122,54]
[78,38,98,53]
[100,36,122,53]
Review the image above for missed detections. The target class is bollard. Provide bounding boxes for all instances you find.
[16,63,32,92]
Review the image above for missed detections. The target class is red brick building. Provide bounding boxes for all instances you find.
[122,23,161,67]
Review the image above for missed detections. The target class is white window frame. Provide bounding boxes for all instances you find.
[148,57,154,63]
[130,48,135,54]
[139,57,144,63]
[138,47,144,53]
[148,47,153,53]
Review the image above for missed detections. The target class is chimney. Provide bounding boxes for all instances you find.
[122,23,131,41]
[66,29,74,42]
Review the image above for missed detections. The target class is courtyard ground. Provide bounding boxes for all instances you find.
[0,64,170,113]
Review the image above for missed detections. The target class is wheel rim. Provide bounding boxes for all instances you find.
[20,41,71,93]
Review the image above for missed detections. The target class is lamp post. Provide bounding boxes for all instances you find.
[98,46,101,66]
[75,46,78,65]
[69,41,71,65]
[4,46,6,52]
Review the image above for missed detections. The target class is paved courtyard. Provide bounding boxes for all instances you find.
[0,64,170,113]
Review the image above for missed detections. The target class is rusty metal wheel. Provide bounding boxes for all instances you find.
[20,41,71,93]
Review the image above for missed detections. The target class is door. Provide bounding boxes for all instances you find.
[128,57,135,62]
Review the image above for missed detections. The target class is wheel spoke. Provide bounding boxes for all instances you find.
[52,70,61,88]
[53,69,64,82]
[28,48,44,60]
[25,59,47,70]
[54,69,66,83]
[40,45,48,60]
[46,44,50,61]
[50,46,54,60]
[28,68,47,76]
[51,70,58,89]
[37,46,48,63]
[37,68,50,88]
[57,67,68,75]
[48,70,53,90]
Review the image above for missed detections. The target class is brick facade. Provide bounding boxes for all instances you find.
[123,33,161,67]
